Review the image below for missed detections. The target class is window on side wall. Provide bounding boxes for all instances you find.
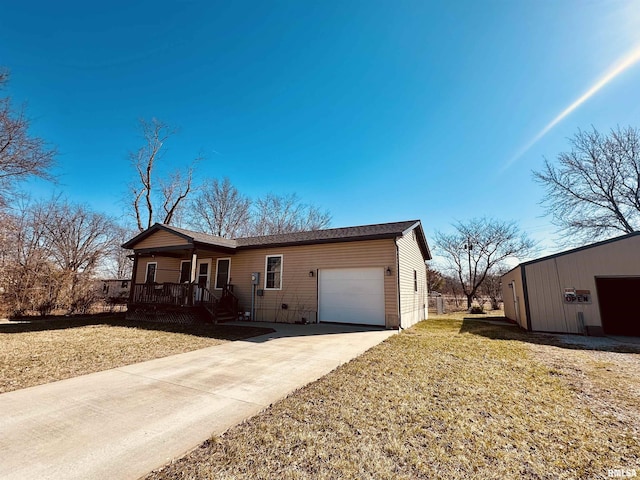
[215,258,231,289]
[145,262,157,283]
[414,269,418,292]
[265,255,283,290]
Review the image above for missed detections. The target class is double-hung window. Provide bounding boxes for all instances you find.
[179,261,191,283]
[215,258,231,289]
[265,255,283,290]
[145,262,157,283]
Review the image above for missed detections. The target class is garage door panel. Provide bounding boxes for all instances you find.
[319,268,385,326]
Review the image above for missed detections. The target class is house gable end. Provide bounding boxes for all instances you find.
[400,221,432,261]
[127,227,193,250]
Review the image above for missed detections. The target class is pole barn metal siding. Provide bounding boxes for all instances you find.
[501,266,528,330]
[501,232,640,335]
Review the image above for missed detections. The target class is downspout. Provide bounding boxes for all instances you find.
[395,237,401,330]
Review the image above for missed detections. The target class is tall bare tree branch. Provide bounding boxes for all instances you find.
[188,177,252,238]
[533,126,640,243]
[128,118,196,231]
[248,193,331,236]
[0,68,55,208]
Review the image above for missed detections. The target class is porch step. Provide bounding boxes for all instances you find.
[215,313,238,323]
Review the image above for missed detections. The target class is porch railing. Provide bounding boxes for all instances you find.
[195,285,218,318]
[220,284,240,317]
[131,283,190,306]
[130,282,239,321]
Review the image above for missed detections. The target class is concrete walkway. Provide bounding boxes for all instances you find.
[0,322,395,480]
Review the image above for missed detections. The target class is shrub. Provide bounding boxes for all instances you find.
[469,304,484,314]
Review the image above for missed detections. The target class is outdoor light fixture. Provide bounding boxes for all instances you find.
[385,266,392,276]
[309,270,315,277]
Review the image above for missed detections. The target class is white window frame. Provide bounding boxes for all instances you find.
[414,269,418,293]
[215,257,231,290]
[196,258,212,289]
[145,262,157,283]
[264,254,283,290]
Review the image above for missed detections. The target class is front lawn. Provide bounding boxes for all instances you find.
[0,314,272,393]
[146,316,640,479]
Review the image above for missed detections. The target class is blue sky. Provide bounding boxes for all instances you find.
[2,1,640,258]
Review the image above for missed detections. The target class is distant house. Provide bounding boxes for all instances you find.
[99,279,130,299]
[121,220,432,328]
[501,232,640,336]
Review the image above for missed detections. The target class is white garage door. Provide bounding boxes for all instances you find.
[318,268,385,326]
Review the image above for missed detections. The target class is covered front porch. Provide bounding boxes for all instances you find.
[126,242,240,323]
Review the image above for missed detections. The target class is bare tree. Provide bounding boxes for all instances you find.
[249,193,331,236]
[435,218,536,309]
[188,177,252,238]
[129,118,196,231]
[426,265,444,293]
[43,199,117,274]
[0,200,58,316]
[0,198,119,316]
[534,126,640,243]
[103,225,134,280]
[0,68,55,208]
[480,268,507,310]
[440,273,465,310]
[41,198,118,312]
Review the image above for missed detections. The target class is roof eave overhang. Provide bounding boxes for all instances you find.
[237,232,402,250]
[130,242,236,256]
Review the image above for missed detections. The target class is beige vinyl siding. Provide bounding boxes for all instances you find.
[135,230,191,249]
[501,267,528,330]
[136,257,185,284]
[230,239,399,327]
[524,235,640,333]
[396,229,427,328]
[130,237,400,328]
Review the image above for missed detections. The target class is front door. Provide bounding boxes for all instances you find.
[194,259,211,302]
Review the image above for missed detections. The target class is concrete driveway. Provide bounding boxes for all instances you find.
[0,322,395,480]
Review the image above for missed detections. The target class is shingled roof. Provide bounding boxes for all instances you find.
[237,220,421,246]
[122,220,431,259]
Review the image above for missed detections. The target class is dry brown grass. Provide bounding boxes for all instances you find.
[146,315,640,480]
[0,314,272,393]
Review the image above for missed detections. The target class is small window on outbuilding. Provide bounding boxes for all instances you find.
[414,270,418,292]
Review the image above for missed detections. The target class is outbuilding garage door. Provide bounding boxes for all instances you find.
[596,277,640,336]
[318,268,385,326]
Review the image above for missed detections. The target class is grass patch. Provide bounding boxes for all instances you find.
[146,316,640,479]
[0,314,272,393]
